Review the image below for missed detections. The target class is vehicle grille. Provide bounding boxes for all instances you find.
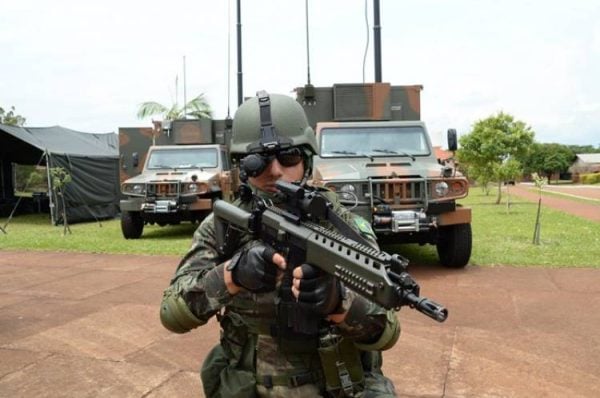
[364,180,425,205]
[146,182,179,197]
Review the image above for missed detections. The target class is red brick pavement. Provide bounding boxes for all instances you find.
[0,250,599,397]
[509,183,600,222]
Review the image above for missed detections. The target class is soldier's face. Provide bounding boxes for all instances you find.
[249,157,305,193]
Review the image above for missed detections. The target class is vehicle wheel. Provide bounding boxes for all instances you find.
[436,223,472,268]
[121,211,144,239]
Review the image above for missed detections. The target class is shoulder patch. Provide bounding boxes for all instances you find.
[354,216,375,237]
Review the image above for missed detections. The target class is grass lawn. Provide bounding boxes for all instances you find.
[2,191,599,267]
[0,214,195,257]
[385,191,600,268]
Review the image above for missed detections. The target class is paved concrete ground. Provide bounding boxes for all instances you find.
[1,250,599,397]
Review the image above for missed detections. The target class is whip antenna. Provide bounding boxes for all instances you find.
[236,0,243,106]
[305,0,312,85]
[302,0,315,105]
[226,0,231,118]
[362,0,370,83]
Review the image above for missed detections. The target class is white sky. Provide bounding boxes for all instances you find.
[1,0,599,147]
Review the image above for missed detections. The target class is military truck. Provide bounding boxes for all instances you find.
[119,118,237,239]
[296,82,472,267]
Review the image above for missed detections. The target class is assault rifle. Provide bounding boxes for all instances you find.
[213,180,448,327]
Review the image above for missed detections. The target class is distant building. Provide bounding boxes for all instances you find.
[569,153,600,182]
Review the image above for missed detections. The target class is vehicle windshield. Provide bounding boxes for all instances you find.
[146,147,218,169]
[319,125,431,158]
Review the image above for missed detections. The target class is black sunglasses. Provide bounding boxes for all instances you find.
[240,147,304,178]
[267,147,304,167]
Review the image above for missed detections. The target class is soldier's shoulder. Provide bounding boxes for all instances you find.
[312,185,378,244]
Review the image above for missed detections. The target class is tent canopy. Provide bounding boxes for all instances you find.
[0,124,118,162]
[0,124,120,224]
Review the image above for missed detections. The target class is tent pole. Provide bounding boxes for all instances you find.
[46,151,55,225]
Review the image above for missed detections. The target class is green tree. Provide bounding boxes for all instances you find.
[0,105,26,126]
[494,158,522,211]
[458,111,535,204]
[467,163,494,195]
[567,144,600,154]
[521,143,575,183]
[137,93,212,121]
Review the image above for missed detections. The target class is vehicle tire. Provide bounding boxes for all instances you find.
[121,211,144,239]
[436,223,472,268]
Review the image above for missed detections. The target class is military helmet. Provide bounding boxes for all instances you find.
[230,92,318,157]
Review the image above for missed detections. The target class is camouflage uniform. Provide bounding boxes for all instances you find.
[162,189,399,397]
[160,92,399,397]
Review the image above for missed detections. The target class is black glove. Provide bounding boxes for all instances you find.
[296,264,343,315]
[227,244,278,293]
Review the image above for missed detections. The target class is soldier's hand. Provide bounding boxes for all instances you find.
[226,243,286,293]
[292,264,343,316]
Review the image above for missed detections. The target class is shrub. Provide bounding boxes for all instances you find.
[580,173,600,184]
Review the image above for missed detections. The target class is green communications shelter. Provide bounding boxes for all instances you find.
[0,124,120,224]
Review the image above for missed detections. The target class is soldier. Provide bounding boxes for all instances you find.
[160,91,400,397]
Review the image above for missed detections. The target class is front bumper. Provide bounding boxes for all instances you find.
[371,206,471,234]
[120,196,213,213]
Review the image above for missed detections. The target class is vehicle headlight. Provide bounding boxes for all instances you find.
[339,184,357,201]
[434,181,449,197]
[122,183,145,195]
[185,182,209,194]
[187,183,198,193]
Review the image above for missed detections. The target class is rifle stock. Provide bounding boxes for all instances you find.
[213,183,448,323]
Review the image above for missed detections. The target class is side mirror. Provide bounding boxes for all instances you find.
[132,152,139,169]
[447,129,458,152]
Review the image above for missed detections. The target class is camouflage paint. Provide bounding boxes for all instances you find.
[295,83,422,128]
[296,82,472,266]
[119,118,232,184]
[118,119,237,237]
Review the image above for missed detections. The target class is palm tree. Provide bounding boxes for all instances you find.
[0,106,26,126]
[137,93,212,121]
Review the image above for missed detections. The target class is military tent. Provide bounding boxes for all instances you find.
[0,124,120,224]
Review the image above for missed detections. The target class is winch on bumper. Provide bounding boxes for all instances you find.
[141,200,179,213]
[120,194,213,214]
[140,194,212,213]
[372,205,430,232]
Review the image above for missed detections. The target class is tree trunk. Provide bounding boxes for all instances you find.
[495,181,502,204]
[59,190,71,236]
[533,198,542,245]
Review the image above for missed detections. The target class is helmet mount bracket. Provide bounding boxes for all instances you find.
[241,91,294,179]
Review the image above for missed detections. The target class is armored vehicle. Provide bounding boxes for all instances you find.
[296,83,472,267]
[119,119,237,239]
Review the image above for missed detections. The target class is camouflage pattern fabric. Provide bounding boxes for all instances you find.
[163,188,398,397]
